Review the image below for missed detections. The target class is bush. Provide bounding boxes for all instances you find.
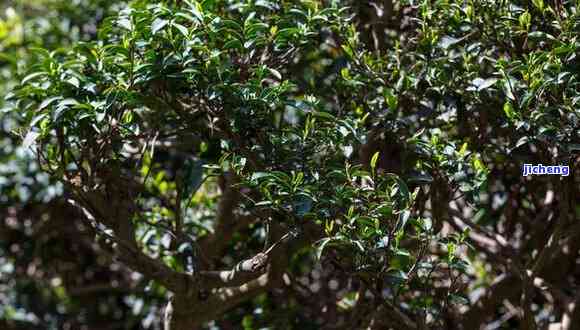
[3,0,580,329]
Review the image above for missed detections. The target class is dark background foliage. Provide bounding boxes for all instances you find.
[1,1,579,329]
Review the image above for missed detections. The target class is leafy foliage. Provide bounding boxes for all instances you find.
[2,0,580,329]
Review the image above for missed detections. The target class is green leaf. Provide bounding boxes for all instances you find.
[21,72,47,85]
[531,0,544,11]
[519,11,531,30]
[172,23,189,38]
[407,172,433,184]
[312,111,335,121]
[29,113,48,127]
[117,17,132,30]
[470,77,498,91]
[527,31,555,41]
[315,237,333,261]
[383,88,398,110]
[397,210,411,232]
[389,176,411,205]
[268,68,282,80]
[187,1,204,22]
[502,76,517,101]
[503,101,517,121]
[438,36,461,49]
[341,44,353,58]
[152,18,169,35]
[224,39,243,50]
[39,97,62,111]
[370,152,379,172]
[375,204,392,217]
[175,12,198,23]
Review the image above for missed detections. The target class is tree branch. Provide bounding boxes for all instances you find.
[68,199,195,294]
[367,301,418,330]
[200,252,268,289]
[198,172,244,264]
[461,274,521,329]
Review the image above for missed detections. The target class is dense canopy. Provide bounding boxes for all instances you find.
[1,0,579,329]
